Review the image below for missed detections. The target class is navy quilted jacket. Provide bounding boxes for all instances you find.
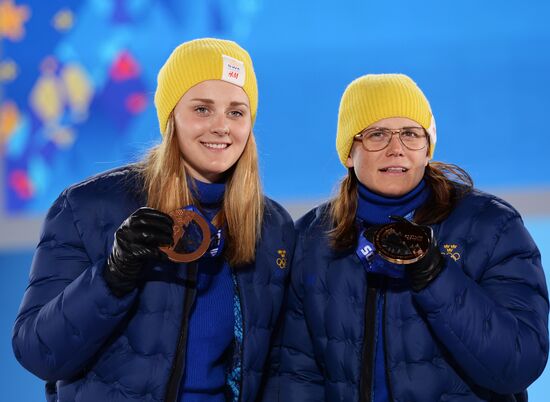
[267,189,548,401]
[12,165,295,402]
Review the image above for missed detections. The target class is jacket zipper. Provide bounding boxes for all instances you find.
[359,275,379,402]
[164,261,199,402]
[382,288,395,402]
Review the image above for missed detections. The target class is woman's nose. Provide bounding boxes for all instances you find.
[210,114,229,135]
[386,133,405,156]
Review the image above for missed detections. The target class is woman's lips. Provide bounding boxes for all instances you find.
[201,142,230,149]
[379,166,409,173]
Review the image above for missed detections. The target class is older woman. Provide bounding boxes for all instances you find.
[267,74,548,401]
[13,38,294,402]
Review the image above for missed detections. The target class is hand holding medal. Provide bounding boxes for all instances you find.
[363,216,445,291]
[371,216,431,264]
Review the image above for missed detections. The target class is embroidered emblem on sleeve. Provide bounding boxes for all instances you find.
[443,244,461,262]
[276,249,287,269]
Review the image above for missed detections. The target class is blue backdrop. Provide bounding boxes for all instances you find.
[1,0,550,400]
[2,0,550,213]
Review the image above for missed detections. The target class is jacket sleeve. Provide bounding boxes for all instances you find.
[12,192,138,382]
[264,230,325,401]
[413,204,549,394]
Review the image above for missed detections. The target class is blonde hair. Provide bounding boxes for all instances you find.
[138,114,264,266]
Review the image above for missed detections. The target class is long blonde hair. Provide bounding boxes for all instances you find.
[138,114,264,266]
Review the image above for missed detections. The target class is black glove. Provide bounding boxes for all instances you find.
[385,215,444,292]
[104,207,174,297]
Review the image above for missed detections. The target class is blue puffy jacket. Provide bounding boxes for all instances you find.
[12,165,295,402]
[268,189,548,401]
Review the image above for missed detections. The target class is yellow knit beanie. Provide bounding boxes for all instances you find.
[336,73,436,165]
[154,38,258,135]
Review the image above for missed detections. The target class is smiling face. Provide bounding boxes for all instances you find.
[173,79,252,183]
[345,117,430,197]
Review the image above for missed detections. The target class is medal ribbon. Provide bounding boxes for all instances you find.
[355,211,414,279]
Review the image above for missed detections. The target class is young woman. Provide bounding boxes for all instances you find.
[267,74,548,401]
[13,38,294,402]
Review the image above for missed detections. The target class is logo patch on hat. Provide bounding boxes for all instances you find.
[221,54,245,87]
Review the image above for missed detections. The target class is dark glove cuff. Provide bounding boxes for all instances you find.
[103,253,140,297]
[408,248,445,292]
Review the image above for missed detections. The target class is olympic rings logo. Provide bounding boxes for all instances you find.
[276,249,287,269]
[443,244,461,262]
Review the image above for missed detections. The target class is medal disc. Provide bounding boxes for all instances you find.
[373,221,429,264]
[159,209,211,263]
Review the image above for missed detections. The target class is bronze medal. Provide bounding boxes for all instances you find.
[159,209,211,263]
[373,221,429,264]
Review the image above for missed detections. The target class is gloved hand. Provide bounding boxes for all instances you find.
[385,215,444,292]
[103,207,174,297]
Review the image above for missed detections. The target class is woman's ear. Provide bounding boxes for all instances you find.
[345,146,355,168]
[424,145,430,166]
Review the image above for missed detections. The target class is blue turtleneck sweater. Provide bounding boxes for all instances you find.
[180,180,234,402]
[356,179,429,225]
[356,180,430,402]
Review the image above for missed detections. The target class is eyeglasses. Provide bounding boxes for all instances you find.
[354,127,428,152]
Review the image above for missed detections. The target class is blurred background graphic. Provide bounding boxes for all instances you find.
[1,0,549,400]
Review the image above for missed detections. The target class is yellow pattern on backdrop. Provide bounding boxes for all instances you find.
[0,0,30,41]
[52,8,74,32]
[29,57,94,148]
[61,63,93,121]
[0,59,18,83]
[29,58,64,126]
[0,101,20,146]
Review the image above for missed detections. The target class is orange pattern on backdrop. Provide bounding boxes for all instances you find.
[0,101,20,146]
[0,0,30,42]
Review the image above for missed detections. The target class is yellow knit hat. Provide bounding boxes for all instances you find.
[336,73,436,165]
[154,38,258,135]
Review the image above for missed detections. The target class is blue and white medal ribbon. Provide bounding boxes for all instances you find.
[183,205,224,258]
[355,212,415,279]
[356,234,405,279]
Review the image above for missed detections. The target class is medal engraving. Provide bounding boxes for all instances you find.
[159,209,211,263]
[373,221,429,264]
